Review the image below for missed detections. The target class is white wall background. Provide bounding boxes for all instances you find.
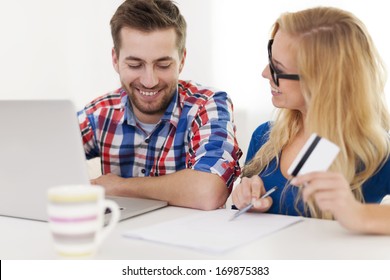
[1,0,389,160]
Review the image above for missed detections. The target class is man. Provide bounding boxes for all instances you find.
[78,0,241,210]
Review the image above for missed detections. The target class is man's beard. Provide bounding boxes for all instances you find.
[122,82,176,116]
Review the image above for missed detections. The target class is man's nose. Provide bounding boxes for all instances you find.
[140,66,158,88]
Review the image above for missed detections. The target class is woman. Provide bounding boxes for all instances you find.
[232,7,390,234]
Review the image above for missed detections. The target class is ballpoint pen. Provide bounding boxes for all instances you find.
[229,186,278,221]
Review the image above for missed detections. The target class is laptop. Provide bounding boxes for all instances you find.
[0,100,167,222]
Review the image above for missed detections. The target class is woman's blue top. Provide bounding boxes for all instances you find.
[246,122,390,216]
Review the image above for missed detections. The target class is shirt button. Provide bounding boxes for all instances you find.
[141,169,146,174]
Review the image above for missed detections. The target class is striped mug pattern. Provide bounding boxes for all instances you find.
[47,185,119,257]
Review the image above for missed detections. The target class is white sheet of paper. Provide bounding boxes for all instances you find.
[123,209,302,254]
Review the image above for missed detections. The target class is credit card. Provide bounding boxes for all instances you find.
[287,133,340,176]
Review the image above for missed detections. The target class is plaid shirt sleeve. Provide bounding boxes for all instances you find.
[78,108,99,159]
[77,90,124,160]
[184,85,242,191]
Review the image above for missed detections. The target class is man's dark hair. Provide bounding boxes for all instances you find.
[110,0,187,56]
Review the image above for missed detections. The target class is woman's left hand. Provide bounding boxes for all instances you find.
[291,171,365,231]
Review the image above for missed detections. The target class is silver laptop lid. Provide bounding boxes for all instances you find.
[0,100,90,221]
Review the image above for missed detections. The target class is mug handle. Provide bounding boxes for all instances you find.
[96,199,120,246]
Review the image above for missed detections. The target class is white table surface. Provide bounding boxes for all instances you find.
[1,206,390,260]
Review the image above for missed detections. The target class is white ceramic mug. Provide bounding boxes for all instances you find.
[47,184,120,257]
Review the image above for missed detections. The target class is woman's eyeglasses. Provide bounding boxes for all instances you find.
[268,39,300,87]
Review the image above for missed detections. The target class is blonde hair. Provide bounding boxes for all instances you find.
[243,7,390,219]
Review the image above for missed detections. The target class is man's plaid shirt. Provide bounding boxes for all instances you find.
[78,80,242,190]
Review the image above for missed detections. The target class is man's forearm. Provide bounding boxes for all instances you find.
[94,169,229,210]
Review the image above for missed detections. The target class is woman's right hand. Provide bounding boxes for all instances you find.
[232,175,273,212]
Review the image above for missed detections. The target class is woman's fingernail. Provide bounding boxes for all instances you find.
[253,200,262,208]
[290,178,297,185]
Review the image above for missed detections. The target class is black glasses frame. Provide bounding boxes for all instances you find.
[268,39,300,87]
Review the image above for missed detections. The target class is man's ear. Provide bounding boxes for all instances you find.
[112,48,119,73]
[178,48,187,73]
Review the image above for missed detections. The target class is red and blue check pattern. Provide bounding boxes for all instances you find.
[78,80,242,190]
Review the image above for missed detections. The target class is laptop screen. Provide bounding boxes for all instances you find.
[0,100,90,221]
